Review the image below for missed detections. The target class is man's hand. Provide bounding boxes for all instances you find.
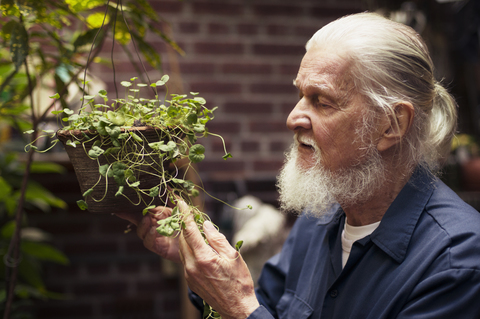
[115,206,181,264]
[178,201,260,319]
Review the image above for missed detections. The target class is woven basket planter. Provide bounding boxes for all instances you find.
[57,126,174,214]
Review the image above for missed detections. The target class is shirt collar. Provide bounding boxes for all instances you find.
[369,167,436,263]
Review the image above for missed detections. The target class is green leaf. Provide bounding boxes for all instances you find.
[66,140,79,148]
[148,141,164,150]
[115,186,124,197]
[142,205,156,216]
[24,182,67,211]
[49,93,60,99]
[235,240,244,252]
[156,75,169,86]
[112,162,127,186]
[129,132,143,143]
[161,141,176,152]
[88,145,104,158]
[63,108,74,115]
[21,242,69,265]
[223,153,233,160]
[107,111,125,126]
[10,21,29,71]
[189,144,205,163]
[149,186,159,197]
[99,164,112,177]
[105,125,121,139]
[82,188,93,197]
[120,81,132,87]
[186,113,198,125]
[30,162,66,174]
[0,177,13,202]
[77,200,88,210]
[23,129,34,134]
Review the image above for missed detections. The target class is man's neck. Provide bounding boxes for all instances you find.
[342,166,414,226]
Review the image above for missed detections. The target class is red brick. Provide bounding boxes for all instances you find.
[267,24,289,36]
[253,4,303,16]
[125,237,149,252]
[250,83,296,95]
[250,121,289,133]
[221,63,272,75]
[86,263,111,275]
[34,301,93,318]
[73,282,128,295]
[197,160,245,173]
[280,63,301,76]
[253,160,285,172]
[206,121,241,134]
[194,42,244,55]
[212,139,233,153]
[35,221,90,235]
[118,261,141,274]
[180,62,215,75]
[310,6,362,18]
[208,23,230,34]
[149,1,184,13]
[224,101,273,114]
[63,241,117,254]
[190,81,242,94]
[281,102,295,116]
[99,216,131,233]
[237,23,258,35]
[192,2,243,15]
[270,141,290,152]
[179,22,200,34]
[253,43,305,56]
[295,25,321,37]
[101,296,155,316]
[241,141,260,152]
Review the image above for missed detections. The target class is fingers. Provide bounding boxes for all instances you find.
[137,206,173,240]
[203,221,237,259]
[178,200,236,260]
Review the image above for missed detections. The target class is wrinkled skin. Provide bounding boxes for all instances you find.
[116,201,259,318]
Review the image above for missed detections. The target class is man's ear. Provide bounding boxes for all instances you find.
[376,102,415,152]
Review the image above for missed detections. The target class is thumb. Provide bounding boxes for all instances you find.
[203,220,237,259]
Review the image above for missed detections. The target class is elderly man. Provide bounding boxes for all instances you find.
[118,12,480,318]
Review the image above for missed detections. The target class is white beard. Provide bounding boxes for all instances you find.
[276,135,386,218]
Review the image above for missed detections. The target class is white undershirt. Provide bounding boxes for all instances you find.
[341,219,380,268]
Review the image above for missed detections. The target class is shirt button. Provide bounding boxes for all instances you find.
[330,289,338,298]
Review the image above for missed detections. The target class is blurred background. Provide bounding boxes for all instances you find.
[1,0,479,318]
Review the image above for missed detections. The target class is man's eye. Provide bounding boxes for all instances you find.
[314,98,330,108]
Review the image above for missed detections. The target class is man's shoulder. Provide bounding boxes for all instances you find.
[421,179,480,269]
[425,179,480,227]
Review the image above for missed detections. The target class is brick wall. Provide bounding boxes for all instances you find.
[26,1,378,318]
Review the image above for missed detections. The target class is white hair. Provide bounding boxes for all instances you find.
[306,12,457,172]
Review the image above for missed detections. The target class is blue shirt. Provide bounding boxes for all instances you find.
[249,168,480,318]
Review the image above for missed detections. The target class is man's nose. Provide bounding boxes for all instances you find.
[286,98,311,131]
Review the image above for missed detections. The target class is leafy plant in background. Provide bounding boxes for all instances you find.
[0,153,69,318]
[0,0,183,317]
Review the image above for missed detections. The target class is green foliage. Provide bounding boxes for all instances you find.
[35,77,233,217]
[0,152,69,309]
[0,0,183,316]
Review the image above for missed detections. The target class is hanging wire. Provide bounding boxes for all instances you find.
[118,0,156,96]
[81,0,158,107]
[81,0,111,110]
[111,0,120,100]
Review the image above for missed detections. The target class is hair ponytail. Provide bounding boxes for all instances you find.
[427,82,457,166]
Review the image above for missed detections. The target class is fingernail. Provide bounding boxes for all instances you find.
[150,226,156,235]
[203,221,216,232]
